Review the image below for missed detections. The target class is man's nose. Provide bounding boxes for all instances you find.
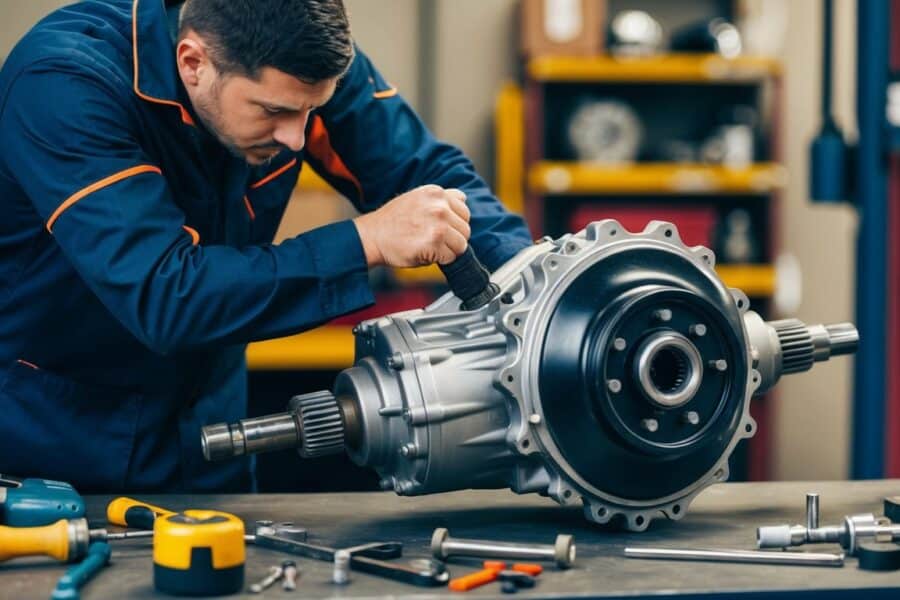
[272,113,308,152]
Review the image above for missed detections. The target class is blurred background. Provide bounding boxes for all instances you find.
[1,1,865,486]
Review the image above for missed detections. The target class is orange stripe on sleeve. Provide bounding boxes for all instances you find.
[373,87,398,99]
[306,115,364,199]
[182,225,200,245]
[250,158,298,190]
[46,165,163,233]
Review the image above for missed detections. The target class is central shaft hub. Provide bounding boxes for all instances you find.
[634,332,704,409]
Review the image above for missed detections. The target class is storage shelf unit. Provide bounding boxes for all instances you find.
[528,162,787,195]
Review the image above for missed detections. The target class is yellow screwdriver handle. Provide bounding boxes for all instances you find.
[0,519,72,563]
[107,497,176,528]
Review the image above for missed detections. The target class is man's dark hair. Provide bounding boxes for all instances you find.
[179,0,354,82]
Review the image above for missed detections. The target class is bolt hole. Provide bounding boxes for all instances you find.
[521,439,530,449]
[715,469,725,479]
[549,260,558,269]
[737,299,745,309]
[563,490,572,499]
[566,243,577,252]
[513,318,521,327]
[673,505,681,515]
[636,516,645,526]
[745,424,753,433]
[506,375,514,383]
[703,255,711,263]
[598,507,608,517]
[664,229,673,238]
[610,229,617,236]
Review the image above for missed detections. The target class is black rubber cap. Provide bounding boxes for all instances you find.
[858,542,900,571]
[884,496,900,523]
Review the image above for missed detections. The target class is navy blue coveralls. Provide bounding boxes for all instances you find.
[0,0,531,492]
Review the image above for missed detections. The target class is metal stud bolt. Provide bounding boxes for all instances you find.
[682,411,700,426]
[641,418,659,433]
[654,309,673,323]
[689,324,707,337]
[528,413,542,425]
[607,379,622,394]
[709,359,728,372]
[613,337,627,351]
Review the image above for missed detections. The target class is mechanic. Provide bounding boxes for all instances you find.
[0,0,531,492]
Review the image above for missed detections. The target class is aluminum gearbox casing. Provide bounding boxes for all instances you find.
[203,221,858,530]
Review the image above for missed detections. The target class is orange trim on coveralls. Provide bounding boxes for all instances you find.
[372,87,398,99]
[250,158,299,189]
[243,196,256,221]
[305,115,363,199]
[182,225,200,245]
[131,0,195,126]
[46,165,163,233]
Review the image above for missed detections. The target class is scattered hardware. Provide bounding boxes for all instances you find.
[281,560,299,591]
[153,510,245,597]
[431,528,575,569]
[251,523,448,587]
[203,222,858,531]
[50,541,111,600]
[0,474,85,527]
[0,518,152,563]
[250,565,284,593]
[333,550,351,585]
[448,563,505,592]
[624,547,845,567]
[756,493,900,556]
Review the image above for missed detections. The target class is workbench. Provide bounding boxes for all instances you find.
[3,480,900,599]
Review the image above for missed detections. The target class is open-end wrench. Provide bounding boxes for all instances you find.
[252,530,448,587]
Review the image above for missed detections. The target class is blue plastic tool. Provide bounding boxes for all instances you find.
[51,542,112,600]
[0,475,85,527]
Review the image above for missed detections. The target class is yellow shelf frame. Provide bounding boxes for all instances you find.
[528,162,787,195]
[394,262,774,293]
[528,54,782,83]
[247,325,355,370]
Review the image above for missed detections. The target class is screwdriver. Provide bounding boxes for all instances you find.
[0,518,152,563]
[106,497,176,530]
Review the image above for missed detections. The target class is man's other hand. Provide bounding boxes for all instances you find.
[353,185,471,267]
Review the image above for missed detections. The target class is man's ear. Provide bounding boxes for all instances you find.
[176,31,212,88]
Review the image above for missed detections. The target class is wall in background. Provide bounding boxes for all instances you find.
[0,0,860,480]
